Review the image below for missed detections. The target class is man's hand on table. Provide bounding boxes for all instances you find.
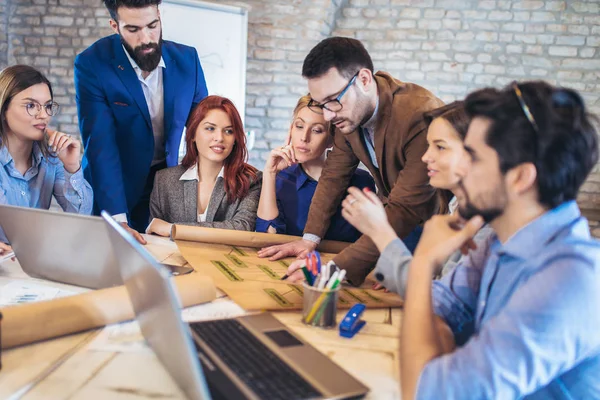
[257,239,316,261]
[120,222,147,245]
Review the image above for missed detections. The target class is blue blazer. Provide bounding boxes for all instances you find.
[74,34,208,216]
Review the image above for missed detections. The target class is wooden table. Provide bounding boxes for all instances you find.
[0,235,401,399]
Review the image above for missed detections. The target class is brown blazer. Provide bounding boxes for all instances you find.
[304,71,444,285]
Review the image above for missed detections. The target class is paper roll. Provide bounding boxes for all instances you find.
[0,273,215,349]
[171,225,350,254]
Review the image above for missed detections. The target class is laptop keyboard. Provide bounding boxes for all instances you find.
[190,319,322,400]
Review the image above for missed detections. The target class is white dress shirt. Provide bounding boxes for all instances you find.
[178,163,225,222]
[115,48,166,224]
[123,46,166,166]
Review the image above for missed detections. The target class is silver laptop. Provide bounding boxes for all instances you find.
[0,204,121,289]
[102,210,369,400]
[0,205,192,289]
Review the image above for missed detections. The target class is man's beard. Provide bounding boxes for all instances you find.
[121,33,163,72]
[333,91,371,134]
[456,180,505,224]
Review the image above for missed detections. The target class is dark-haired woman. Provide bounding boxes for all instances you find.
[0,65,93,243]
[146,96,261,236]
[341,101,492,294]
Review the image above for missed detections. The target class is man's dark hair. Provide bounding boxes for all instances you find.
[465,81,599,209]
[302,37,374,80]
[103,0,161,21]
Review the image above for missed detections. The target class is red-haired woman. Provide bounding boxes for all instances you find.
[146,96,261,236]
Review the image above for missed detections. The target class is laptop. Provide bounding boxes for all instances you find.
[101,210,369,400]
[0,205,192,289]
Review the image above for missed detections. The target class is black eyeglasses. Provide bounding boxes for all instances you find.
[23,101,60,117]
[307,72,359,114]
[511,81,538,133]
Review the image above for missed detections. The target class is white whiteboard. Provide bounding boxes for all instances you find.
[160,0,248,119]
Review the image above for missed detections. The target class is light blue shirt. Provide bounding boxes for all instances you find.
[417,201,600,399]
[361,99,379,169]
[0,143,93,242]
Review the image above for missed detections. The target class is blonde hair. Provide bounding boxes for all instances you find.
[291,94,333,135]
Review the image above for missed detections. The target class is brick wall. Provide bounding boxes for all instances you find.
[1,0,599,215]
[331,0,600,211]
[1,0,112,134]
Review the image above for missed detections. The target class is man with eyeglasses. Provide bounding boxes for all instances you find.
[74,0,208,241]
[399,81,600,399]
[258,37,443,286]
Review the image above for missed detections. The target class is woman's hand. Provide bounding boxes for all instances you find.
[264,144,297,176]
[342,187,390,237]
[146,218,173,238]
[341,187,398,253]
[47,129,81,174]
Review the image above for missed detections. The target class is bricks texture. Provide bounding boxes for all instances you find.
[0,0,599,228]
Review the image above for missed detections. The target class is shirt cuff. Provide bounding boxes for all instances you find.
[256,216,286,234]
[302,233,321,245]
[432,281,474,335]
[113,213,128,224]
[374,238,412,297]
[145,218,156,234]
[65,167,85,191]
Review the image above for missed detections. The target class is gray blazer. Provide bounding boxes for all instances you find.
[150,165,262,231]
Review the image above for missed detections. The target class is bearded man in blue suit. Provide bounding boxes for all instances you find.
[74,0,208,240]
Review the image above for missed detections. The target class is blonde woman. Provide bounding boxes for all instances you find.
[256,95,375,243]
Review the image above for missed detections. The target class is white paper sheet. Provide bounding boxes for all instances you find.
[0,280,75,307]
[88,299,248,353]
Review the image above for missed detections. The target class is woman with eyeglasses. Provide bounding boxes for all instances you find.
[0,65,93,249]
[255,94,375,244]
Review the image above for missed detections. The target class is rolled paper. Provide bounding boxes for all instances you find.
[0,273,215,349]
[171,225,350,254]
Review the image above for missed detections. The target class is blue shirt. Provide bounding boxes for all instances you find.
[256,164,376,242]
[417,201,600,399]
[0,143,93,242]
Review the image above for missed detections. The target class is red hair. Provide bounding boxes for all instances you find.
[182,96,258,203]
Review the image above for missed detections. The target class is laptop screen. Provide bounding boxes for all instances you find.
[101,211,212,400]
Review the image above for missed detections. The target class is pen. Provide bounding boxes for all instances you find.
[310,270,346,325]
[301,266,314,286]
[305,270,341,323]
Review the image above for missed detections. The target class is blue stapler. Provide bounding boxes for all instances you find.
[339,303,366,338]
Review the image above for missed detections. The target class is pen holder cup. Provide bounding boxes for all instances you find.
[302,282,340,328]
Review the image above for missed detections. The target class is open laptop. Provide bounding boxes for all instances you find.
[0,205,192,289]
[101,210,369,400]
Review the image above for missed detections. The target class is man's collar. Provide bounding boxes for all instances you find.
[180,164,225,182]
[362,97,380,133]
[122,45,166,78]
[495,201,582,259]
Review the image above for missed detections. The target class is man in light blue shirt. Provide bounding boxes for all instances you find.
[400,81,600,399]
